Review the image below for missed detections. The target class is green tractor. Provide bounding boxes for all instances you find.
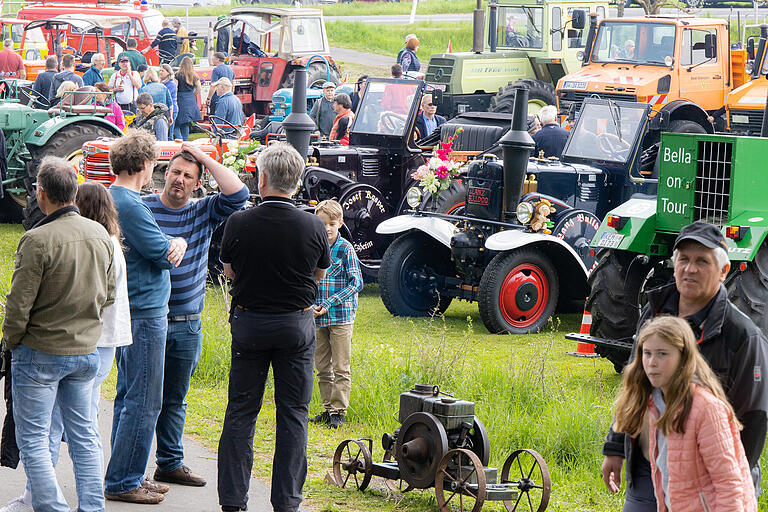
[573,131,768,371]
[0,82,122,226]
[426,0,608,118]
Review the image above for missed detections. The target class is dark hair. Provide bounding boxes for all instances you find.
[137,64,148,73]
[391,63,402,78]
[168,151,203,180]
[127,38,138,49]
[333,93,351,109]
[136,92,153,107]
[62,54,75,69]
[109,129,157,175]
[45,55,57,70]
[37,156,77,204]
[94,82,111,93]
[76,182,121,238]
[213,52,226,62]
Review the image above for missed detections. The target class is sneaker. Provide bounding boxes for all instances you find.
[105,487,165,504]
[329,414,345,429]
[142,479,170,493]
[309,410,331,425]
[154,464,207,487]
[0,497,33,512]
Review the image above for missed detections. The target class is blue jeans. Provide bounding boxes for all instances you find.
[105,317,167,494]
[174,122,190,140]
[155,317,202,472]
[12,344,103,512]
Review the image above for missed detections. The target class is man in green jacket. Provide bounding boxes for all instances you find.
[114,37,147,71]
[2,156,115,512]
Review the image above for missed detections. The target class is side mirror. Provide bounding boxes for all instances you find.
[432,88,443,106]
[747,37,756,60]
[571,10,586,30]
[704,33,717,59]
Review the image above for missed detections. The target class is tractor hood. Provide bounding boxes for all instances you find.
[558,64,671,92]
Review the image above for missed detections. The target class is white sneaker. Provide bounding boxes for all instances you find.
[0,497,33,512]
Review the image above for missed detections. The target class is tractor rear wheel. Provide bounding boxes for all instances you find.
[379,232,454,317]
[281,62,340,90]
[727,241,768,335]
[478,248,558,334]
[21,123,116,230]
[490,79,556,116]
[427,180,466,215]
[669,119,707,135]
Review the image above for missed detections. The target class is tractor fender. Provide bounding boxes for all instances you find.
[302,166,356,201]
[26,116,122,148]
[659,100,713,134]
[376,215,456,248]
[485,230,589,279]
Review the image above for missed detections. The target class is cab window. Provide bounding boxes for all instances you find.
[111,22,129,38]
[496,6,543,49]
[566,8,589,48]
[552,7,562,51]
[681,28,716,66]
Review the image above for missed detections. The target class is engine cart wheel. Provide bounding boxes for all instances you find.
[466,417,490,467]
[332,439,373,491]
[379,232,454,317]
[478,248,558,334]
[382,448,413,493]
[395,412,449,489]
[500,449,551,512]
[435,448,487,512]
[727,239,768,335]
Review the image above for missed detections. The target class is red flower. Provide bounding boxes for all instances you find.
[436,166,449,179]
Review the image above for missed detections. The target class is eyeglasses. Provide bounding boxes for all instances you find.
[426,103,435,107]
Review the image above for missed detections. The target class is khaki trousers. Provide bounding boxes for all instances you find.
[314,324,353,416]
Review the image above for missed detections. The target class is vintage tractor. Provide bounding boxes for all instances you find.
[375,90,659,334]
[0,82,123,224]
[568,129,768,371]
[426,0,608,118]
[268,83,353,123]
[333,384,551,512]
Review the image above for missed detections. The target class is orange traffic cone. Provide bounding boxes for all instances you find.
[566,304,598,357]
[446,39,452,53]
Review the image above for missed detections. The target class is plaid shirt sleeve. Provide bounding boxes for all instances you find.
[315,239,363,326]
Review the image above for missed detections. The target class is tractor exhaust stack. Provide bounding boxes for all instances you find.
[489,2,498,53]
[752,25,768,80]
[498,88,534,222]
[282,67,315,161]
[472,0,485,54]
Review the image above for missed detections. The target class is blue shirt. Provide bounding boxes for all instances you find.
[214,92,244,136]
[424,116,437,136]
[314,236,363,327]
[110,186,173,318]
[82,65,104,86]
[139,81,173,111]
[211,63,235,83]
[143,187,248,315]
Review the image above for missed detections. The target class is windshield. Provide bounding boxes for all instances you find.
[142,12,163,37]
[352,81,420,136]
[592,21,676,65]
[563,102,646,163]
[287,17,325,54]
[496,6,543,49]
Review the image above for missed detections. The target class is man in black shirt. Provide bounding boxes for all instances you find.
[217,142,330,512]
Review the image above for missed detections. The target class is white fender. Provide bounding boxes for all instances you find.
[485,230,590,278]
[375,215,457,248]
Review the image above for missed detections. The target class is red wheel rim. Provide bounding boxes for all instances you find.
[445,202,465,215]
[498,263,549,328]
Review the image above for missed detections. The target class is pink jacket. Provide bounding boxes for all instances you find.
[647,383,756,512]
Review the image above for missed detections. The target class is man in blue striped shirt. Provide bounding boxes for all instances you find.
[143,143,248,487]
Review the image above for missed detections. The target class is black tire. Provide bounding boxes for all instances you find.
[207,222,226,284]
[478,248,558,334]
[379,232,454,317]
[15,124,116,227]
[727,240,768,335]
[281,62,340,90]
[21,194,44,230]
[489,79,556,115]
[427,180,466,215]
[669,119,707,134]
[586,249,655,372]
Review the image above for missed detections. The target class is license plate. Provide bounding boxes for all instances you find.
[596,232,624,249]
[274,108,285,117]
[431,83,446,91]
[731,114,749,124]
[563,81,588,90]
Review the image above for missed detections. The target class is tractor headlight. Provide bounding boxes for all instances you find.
[746,61,755,75]
[406,187,422,208]
[516,202,534,224]
[576,50,585,61]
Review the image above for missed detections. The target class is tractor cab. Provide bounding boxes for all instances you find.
[0,18,48,62]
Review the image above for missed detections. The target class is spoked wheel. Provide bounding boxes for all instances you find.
[382,448,413,493]
[332,439,373,491]
[435,448,487,512]
[500,449,551,512]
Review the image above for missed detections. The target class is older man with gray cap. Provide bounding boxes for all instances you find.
[212,77,243,137]
[601,220,768,512]
[309,81,336,138]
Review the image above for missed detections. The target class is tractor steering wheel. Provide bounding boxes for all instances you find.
[208,115,242,138]
[597,132,631,158]
[378,111,405,135]
[156,49,176,65]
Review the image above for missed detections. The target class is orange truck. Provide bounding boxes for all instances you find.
[556,14,749,135]
[725,25,768,135]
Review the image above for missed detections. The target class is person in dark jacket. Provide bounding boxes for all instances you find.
[601,221,768,512]
[49,54,83,104]
[397,33,420,73]
[82,53,105,87]
[414,94,446,139]
[205,52,234,117]
[310,82,336,138]
[216,15,229,56]
[350,75,367,113]
[531,105,568,158]
[31,55,57,109]
[114,38,147,71]
[141,19,178,64]
[134,93,170,141]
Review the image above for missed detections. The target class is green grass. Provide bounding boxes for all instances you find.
[327,20,471,61]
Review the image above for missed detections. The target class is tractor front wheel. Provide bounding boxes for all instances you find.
[478,248,558,334]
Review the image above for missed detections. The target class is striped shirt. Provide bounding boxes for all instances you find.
[143,187,248,316]
[314,235,363,327]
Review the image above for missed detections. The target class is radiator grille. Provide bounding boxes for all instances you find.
[557,91,637,113]
[360,158,380,178]
[694,140,732,226]
[82,145,114,185]
[728,109,763,135]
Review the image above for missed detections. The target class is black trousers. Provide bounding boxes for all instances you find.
[623,454,656,512]
[217,308,315,512]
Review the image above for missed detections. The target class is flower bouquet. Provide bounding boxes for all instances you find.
[223,139,260,174]
[411,128,465,204]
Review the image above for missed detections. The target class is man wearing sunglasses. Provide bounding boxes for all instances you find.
[414,94,446,140]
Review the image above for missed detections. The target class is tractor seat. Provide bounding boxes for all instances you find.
[440,123,506,152]
[48,104,112,116]
[48,86,106,116]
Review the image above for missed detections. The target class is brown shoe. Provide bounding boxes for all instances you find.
[142,479,170,494]
[154,464,207,487]
[105,486,165,504]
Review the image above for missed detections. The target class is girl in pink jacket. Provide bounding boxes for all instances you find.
[613,316,756,512]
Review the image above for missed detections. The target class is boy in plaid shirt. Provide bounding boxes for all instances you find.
[310,200,364,429]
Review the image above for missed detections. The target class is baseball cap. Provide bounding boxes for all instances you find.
[673,221,728,251]
[322,81,335,89]
[119,56,129,63]
[172,17,181,24]
[213,77,232,87]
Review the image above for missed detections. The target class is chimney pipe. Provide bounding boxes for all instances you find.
[489,2,498,53]
[472,0,485,54]
[282,67,315,161]
[499,88,534,222]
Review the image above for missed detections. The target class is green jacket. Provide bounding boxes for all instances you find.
[1,210,115,355]
[113,49,147,72]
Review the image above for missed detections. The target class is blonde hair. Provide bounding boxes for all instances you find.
[315,199,343,221]
[143,68,160,83]
[614,316,739,436]
[56,80,77,98]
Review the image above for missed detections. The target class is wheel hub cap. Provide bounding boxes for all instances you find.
[498,264,549,327]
